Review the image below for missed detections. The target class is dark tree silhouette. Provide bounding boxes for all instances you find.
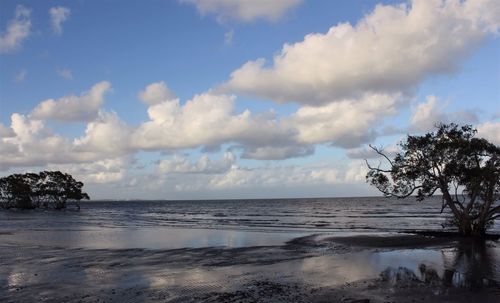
[0,171,89,210]
[0,173,38,209]
[366,123,499,237]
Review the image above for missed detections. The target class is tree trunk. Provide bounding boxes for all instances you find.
[458,216,473,237]
[457,215,487,238]
[441,189,488,238]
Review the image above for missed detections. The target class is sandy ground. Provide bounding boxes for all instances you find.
[0,233,499,302]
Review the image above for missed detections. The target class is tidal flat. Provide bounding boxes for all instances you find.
[0,198,499,302]
[1,232,499,302]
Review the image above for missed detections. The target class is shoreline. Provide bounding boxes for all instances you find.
[1,232,499,302]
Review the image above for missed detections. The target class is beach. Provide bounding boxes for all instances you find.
[2,0,499,301]
[1,198,499,302]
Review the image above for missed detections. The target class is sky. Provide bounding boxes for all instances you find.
[0,0,499,200]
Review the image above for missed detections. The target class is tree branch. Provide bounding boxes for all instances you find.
[369,144,394,166]
[365,159,392,173]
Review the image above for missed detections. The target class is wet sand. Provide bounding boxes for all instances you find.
[1,232,499,302]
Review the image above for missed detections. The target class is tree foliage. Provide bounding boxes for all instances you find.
[366,123,499,237]
[0,171,89,210]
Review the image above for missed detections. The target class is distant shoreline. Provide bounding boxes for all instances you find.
[84,195,443,202]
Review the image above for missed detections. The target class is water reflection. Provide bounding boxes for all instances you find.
[1,237,498,302]
[0,227,306,249]
[442,239,498,288]
[379,239,499,289]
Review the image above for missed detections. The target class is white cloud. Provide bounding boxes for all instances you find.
[0,82,411,174]
[57,68,73,80]
[182,0,302,22]
[0,5,31,54]
[0,111,131,171]
[344,160,369,183]
[49,6,71,35]
[47,156,134,184]
[224,29,234,45]
[240,145,313,160]
[9,113,44,141]
[131,92,291,153]
[0,124,15,138]
[221,0,500,105]
[30,81,111,122]
[100,158,379,199]
[0,113,74,169]
[284,93,403,148]
[133,83,403,157]
[14,69,27,83]
[477,121,500,145]
[138,81,176,105]
[410,96,449,131]
[346,144,400,159]
[208,164,340,190]
[410,95,478,132]
[73,111,131,155]
[0,83,128,171]
[158,152,235,174]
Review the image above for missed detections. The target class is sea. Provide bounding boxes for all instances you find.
[1,196,500,298]
[1,196,498,250]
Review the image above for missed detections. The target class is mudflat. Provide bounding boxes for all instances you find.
[1,232,499,302]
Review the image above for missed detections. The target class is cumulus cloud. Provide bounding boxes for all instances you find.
[208,164,340,190]
[133,83,403,156]
[131,92,293,154]
[344,160,369,183]
[224,29,234,45]
[0,5,31,53]
[182,0,302,22]
[0,81,413,174]
[73,111,131,155]
[0,82,128,171]
[221,0,500,105]
[138,81,176,105]
[158,152,235,174]
[284,93,403,148]
[240,145,313,160]
[0,124,15,138]
[0,113,74,170]
[30,81,111,122]
[49,6,71,35]
[477,121,500,145]
[410,95,478,132]
[149,155,378,194]
[14,69,27,83]
[346,144,399,160]
[0,111,132,171]
[47,156,134,184]
[57,68,73,80]
[410,96,448,131]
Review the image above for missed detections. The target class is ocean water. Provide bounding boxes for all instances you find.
[0,196,498,249]
[1,196,500,298]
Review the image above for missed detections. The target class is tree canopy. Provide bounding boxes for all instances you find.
[0,171,89,210]
[366,123,499,237]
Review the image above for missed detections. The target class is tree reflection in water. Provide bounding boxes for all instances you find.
[380,239,499,289]
[441,238,498,288]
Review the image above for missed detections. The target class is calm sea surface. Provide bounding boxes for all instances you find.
[1,196,499,293]
[1,196,498,249]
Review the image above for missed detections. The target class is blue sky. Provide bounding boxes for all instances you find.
[0,0,499,199]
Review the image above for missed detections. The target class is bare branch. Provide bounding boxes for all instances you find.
[369,144,394,166]
[387,185,424,199]
[365,159,392,173]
